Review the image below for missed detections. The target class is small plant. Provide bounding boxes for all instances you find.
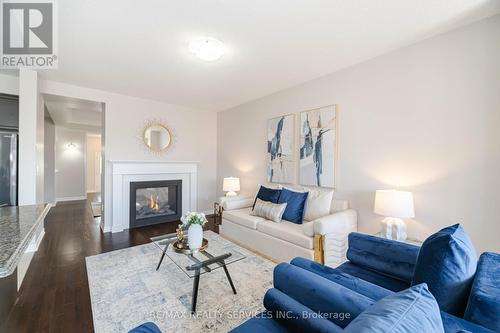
[181,211,208,226]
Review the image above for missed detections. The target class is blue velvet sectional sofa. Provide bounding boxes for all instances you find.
[231,225,500,333]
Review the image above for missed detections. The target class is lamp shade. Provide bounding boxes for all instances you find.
[374,190,415,218]
[223,177,240,192]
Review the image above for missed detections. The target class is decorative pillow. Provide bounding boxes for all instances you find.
[251,198,287,223]
[412,224,477,316]
[344,283,444,333]
[278,188,308,224]
[463,252,500,332]
[253,186,282,208]
[303,189,334,221]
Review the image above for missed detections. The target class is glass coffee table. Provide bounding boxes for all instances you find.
[151,231,246,313]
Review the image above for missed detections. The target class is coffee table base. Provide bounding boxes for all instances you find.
[156,239,238,313]
[191,261,237,313]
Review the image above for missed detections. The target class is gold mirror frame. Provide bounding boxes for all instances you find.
[142,123,172,153]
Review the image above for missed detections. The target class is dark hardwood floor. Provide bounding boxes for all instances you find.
[4,199,217,333]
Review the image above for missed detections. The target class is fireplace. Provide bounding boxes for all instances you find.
[129,180,182,228]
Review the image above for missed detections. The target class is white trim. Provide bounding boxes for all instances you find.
[56,195,87,202]
[202,209,213,216]
[100,222,111,233]
[108,160,200,164]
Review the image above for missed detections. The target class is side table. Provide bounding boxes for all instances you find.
[373,232,423,246]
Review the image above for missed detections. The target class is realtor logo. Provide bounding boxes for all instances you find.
[1,0,57,68]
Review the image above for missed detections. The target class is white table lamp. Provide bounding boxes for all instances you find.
[374,190,415,241]
[223,177,240,197]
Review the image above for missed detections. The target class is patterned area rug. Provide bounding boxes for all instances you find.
[86,232,275,332]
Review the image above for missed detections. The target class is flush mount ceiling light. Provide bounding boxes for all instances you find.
[188,37,226,61]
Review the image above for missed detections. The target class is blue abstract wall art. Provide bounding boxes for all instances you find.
[299,105,336,187]
[267,114,295,183]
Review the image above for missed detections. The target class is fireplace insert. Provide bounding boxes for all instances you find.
[129,180,182,228]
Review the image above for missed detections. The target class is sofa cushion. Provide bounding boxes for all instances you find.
[344,283,444,333]
[278,188,308,224]
[254,186,282,207]
[303,189,333,221]
[336,262,411,292]
[463,252,500,332]
[347,233,419,283]
[251,198,287,223]
[412,224,477,316]
[301,221,314,237]
[331,199,348,213]
[263,288,343,333]
[441,311,496,333]
[257,220,314,249]
[228,315,289,333]
[291,257,393,301]
[224,207,265,230]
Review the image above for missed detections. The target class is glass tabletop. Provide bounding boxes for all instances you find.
[151,230,246,278]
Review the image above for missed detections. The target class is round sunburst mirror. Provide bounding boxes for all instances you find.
[143,123,172,152]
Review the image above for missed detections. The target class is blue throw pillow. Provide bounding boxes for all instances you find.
[254,186,282,208]
[412,224,477,316]
[277,188,308,224]
[463,252,500,332]
[344,283,444,333]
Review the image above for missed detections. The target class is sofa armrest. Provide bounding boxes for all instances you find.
[464,252,500,332]
[263,288,344,333]
[222,197,254,211]
[273,263,374,328]
[313,209,357,236]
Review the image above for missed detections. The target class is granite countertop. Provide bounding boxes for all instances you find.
[0,204,51,278]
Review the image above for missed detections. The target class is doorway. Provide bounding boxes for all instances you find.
[43,93,105,222]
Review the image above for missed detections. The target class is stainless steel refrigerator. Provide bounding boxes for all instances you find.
[0,131,17,207]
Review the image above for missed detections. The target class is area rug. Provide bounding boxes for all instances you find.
[86,232,275,332]
[91,202,101,217]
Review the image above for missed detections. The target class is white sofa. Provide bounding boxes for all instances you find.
[219,188,357,267]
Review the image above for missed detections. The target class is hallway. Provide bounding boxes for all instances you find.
[4,200,216,332]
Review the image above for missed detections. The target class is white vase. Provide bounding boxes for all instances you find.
[188,224,203,250]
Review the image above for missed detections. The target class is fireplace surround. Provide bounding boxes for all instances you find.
[129,180,182,228]
[108,161,197,233]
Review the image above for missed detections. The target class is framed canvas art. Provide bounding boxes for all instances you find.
[299,105,336,187]
[267,114,295,183]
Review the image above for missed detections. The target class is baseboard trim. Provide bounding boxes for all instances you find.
[100,223,112,233]
[56,196,87,202]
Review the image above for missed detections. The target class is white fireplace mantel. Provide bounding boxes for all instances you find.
[107,160,198,233]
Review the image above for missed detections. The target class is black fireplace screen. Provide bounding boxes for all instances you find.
[130,180,182,228]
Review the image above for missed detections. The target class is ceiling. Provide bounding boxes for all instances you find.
[44,94,103,134]
[15,1,500,111]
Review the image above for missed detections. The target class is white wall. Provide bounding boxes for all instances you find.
[217,15,500,254]
[44,108,56,204]
[0,73,19,95]
[86,135,101,193]
[36,85,45,203]
[39,80,217,231]
[55,127,87,200]
[0,97,18,128]
[18,69,44,205]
